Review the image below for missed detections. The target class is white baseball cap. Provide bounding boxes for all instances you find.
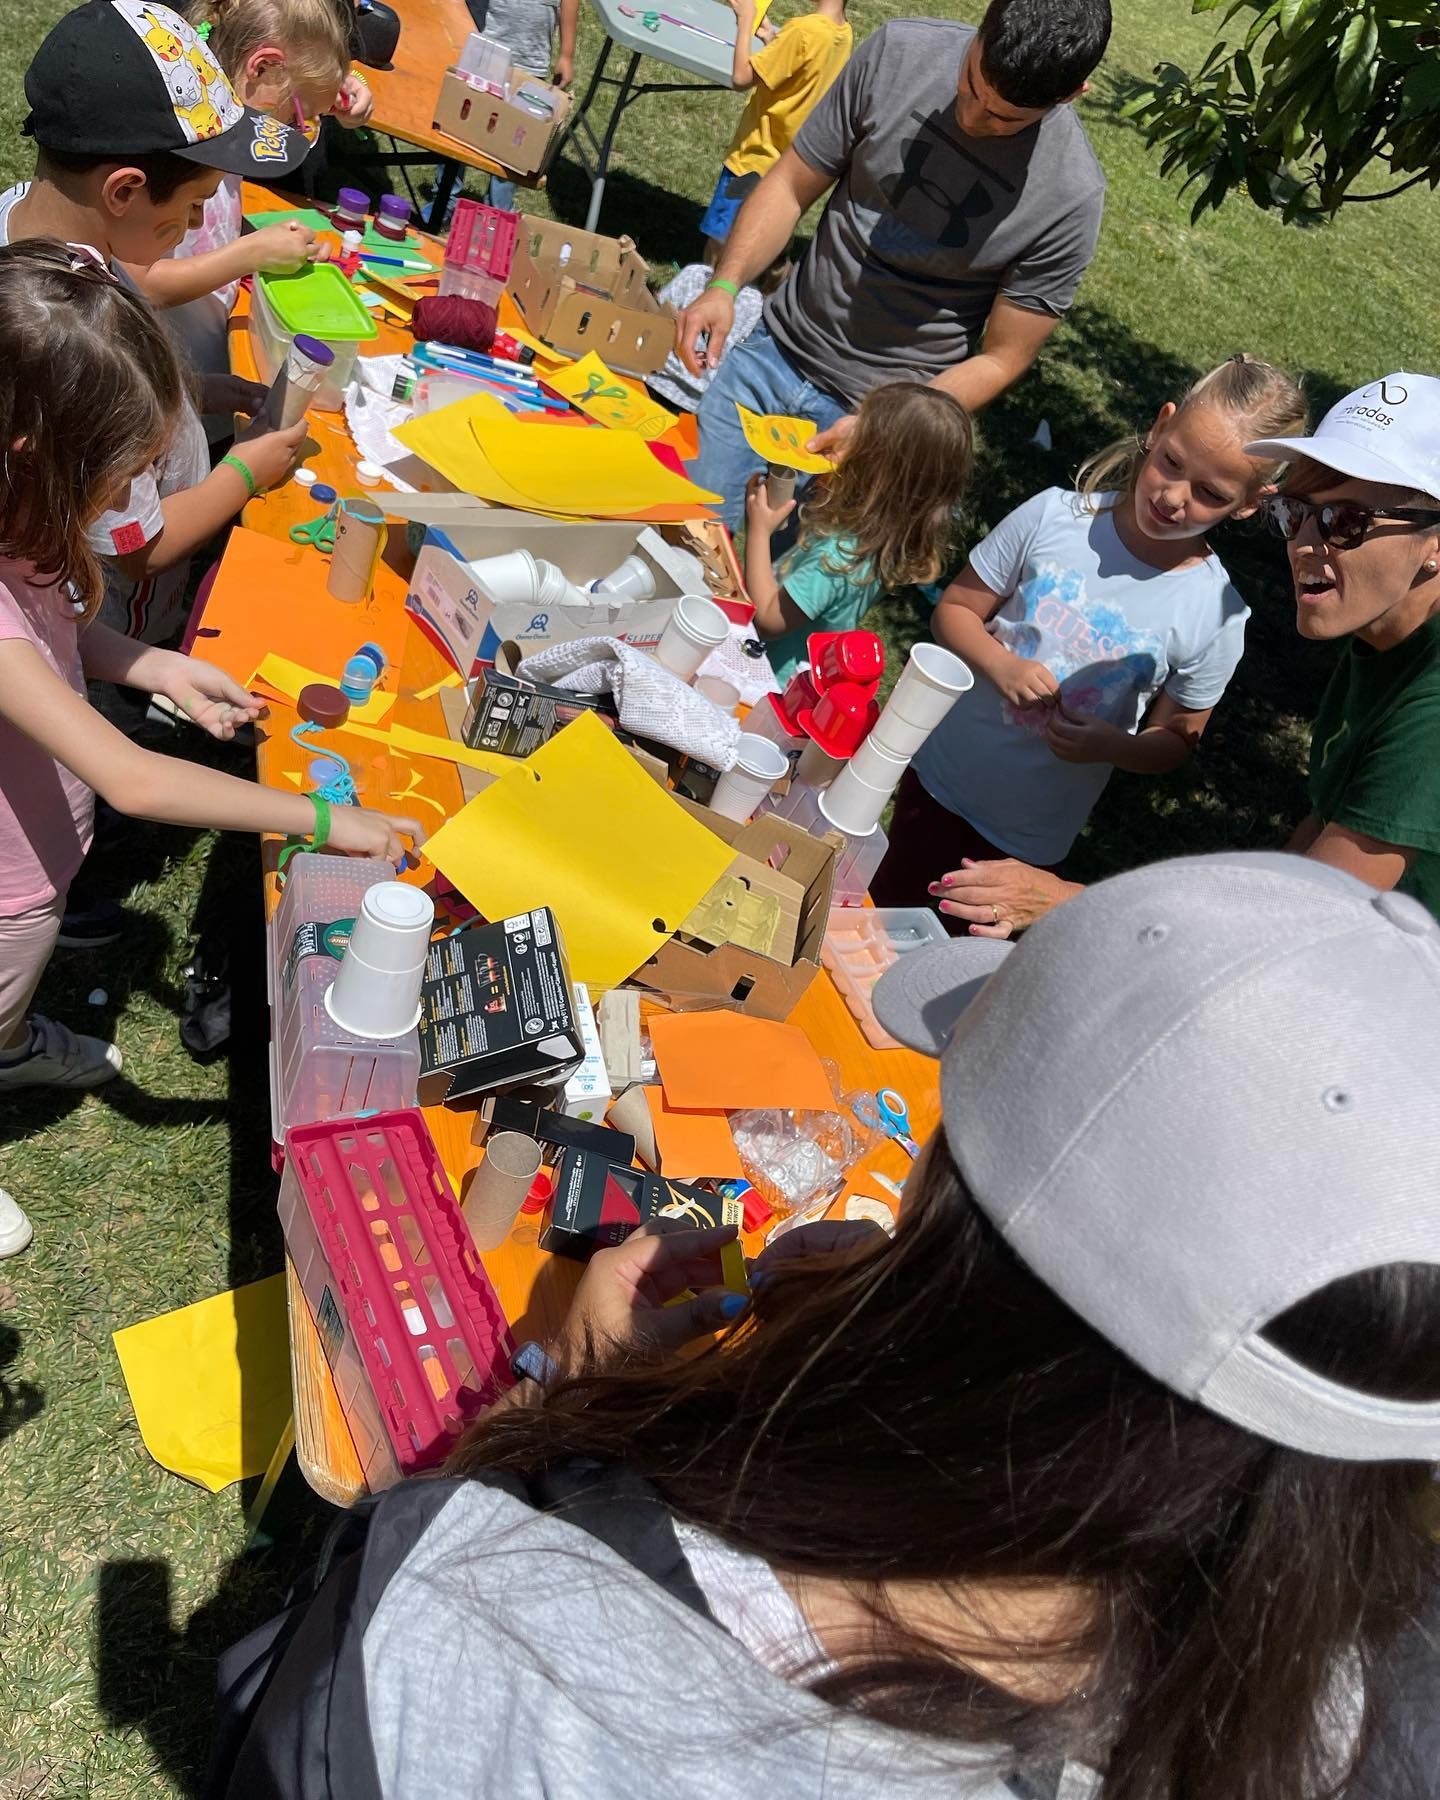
[873,853,1440,1464]
[1246,371,1440,500]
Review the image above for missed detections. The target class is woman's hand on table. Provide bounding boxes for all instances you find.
[157,653,266,740]
[552,1219,746,1372]
[929,857,1084,938]
[332,73,375,126]
[232,418,308,492]
[326,807,427,865]
[200,373,270,418]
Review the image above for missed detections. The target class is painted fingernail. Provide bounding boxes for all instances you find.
[718,1292,748,1319]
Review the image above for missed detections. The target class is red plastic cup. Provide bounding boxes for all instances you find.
[810,629,885,690]
[797,679,881,760]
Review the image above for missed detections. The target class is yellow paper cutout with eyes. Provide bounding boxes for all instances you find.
[734,403,836,475]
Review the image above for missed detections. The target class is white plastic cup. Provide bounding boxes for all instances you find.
[696,675,739,714]
[846,733,910,791]
[871,643,974,759]
[594,553,657,601]
[653,593,729,682]
[471,547,541,606]
[324,882,435,1039]
[708,732,790,823]
[817,754,905,838]
[532,559,573,608]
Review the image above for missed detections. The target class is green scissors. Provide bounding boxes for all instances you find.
[290,503,339,552]
[582,370,631,401]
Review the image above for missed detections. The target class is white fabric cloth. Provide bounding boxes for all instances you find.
[520,635,743,768]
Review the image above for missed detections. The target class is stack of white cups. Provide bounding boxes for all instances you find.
[818,643,974,837]
[653,593,730,682]
[469,550,592,610]
[324,883,436,1039]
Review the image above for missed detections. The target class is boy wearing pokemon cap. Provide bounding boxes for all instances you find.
[0,0,311,662]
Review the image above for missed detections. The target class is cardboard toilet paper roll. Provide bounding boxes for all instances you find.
[463,1130,543,1250]
[608,1084,660,1171]
[327,499,388,603]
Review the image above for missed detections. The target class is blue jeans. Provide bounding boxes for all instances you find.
[691,325,848,532]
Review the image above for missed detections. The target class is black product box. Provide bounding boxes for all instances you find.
[418,907,582,1106]
[540,1149,742,1260]
[481,1093,635,1165]
[461,670,611,759]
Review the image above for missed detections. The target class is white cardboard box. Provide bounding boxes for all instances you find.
[560,983,612,1121]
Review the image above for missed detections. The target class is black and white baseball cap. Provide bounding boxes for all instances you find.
[24,0,309,177]
[1247,371,1440,501]
[874,853,1440,1464]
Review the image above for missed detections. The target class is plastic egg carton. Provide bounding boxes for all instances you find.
[821,906,949,1050]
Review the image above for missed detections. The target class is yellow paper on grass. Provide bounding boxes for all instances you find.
[735,403,836,475]
[422,711,735,987]
[548,351,677,439]
[250,653,396,724]
[112,1274,291,1493]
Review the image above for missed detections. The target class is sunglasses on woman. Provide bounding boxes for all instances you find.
[1266,494,1440,551]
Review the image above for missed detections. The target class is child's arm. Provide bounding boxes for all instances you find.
[555,0,580,85]
[728,0,760,86]
[932,564,1061,707]
[0,638,422,860]
[105,421,307,583]
[742,474,809,639]
[80,627,261,740]
[124,221,320,311]
[1044,692,1210,775]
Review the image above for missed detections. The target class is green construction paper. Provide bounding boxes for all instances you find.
[244,206,334,233]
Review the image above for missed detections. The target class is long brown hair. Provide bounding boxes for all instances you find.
[0,241,184,616]
[452,1135,1440,1800]
[800,382,973,591]
[1077,353,1307,515]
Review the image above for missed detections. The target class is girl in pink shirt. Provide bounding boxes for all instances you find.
[0,244,421,1258]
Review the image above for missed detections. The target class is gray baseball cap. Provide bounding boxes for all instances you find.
[873,852,1440,1463]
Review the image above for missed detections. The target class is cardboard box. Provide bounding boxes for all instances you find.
[418,908,583,1106]
[393,500,686,674]
[632,803,839,1021]
[561,982,611,1121]
[461,667,612,757]
[510,214,674,376]
[477,1093,635,1164]
[432,71,572,176]
[540,1149,742,1260]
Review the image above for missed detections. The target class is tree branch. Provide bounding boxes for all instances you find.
[1340,168,1434,204]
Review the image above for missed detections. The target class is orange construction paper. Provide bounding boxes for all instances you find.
[190,527,410,689]
[648,1013,834,1114]
[645,1088,745,1179]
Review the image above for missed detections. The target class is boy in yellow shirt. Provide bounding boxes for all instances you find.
[701,0,851,257]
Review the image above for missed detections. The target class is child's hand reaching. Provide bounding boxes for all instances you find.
[327,807,427,865]
[745,471,796,537]
[1045,705,1127,765]
[231,418,308,493]
[994,654,1060,710]
[246,219,318,274]
[156,654,266,740]
[553,50,574,85]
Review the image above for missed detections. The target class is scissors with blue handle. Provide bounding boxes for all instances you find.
[851,1086,919,1158]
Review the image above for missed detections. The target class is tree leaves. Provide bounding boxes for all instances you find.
[1127,0,1440,222]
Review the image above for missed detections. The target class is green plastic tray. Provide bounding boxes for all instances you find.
[255,262,378,342]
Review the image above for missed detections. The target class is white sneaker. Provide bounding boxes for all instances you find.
[0,1014,122,1091]
[0,1189,32,1257]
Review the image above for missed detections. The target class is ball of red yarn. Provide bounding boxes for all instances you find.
[411,295,497,352]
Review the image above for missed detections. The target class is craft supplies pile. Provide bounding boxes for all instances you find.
[99,175,961,1498]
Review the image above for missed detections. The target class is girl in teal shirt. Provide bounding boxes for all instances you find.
[744,382,973,682]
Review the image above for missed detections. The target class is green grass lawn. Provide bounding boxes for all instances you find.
[2,0,1440,1791]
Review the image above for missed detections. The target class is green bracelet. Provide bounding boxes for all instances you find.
[221,452,256,498]
[308,793,332,849]
[707,277,740,298]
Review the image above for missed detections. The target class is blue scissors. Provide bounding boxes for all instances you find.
[851,1087,919,1158]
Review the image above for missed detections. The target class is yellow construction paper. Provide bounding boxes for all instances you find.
[112,1274,291,1493]
[548,352,677,439]
[397,394,719,517]
[422,712,734,987]
[735,404,836,475]
[250,653,396,725]
[414,671,465,701]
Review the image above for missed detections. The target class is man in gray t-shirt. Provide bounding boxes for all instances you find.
[679,0,1109,528]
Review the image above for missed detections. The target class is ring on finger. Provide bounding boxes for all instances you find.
[991,903,1000,926]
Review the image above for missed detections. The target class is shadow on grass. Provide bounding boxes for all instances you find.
[0,1321,43,1445]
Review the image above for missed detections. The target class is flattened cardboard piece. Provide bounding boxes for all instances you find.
[597,988,645,1089]
[509,215,674,376]
[633,800,834,1018]
[418,907,582,1106]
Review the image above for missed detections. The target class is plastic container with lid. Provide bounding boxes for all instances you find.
[373,194,413,241]
[249,263,379,411]
[331,186,370,232]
